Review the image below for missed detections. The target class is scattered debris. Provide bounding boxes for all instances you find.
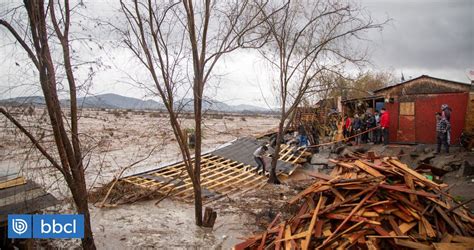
[235,152,474,249]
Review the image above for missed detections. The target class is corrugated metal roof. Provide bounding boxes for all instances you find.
[0,180,58,222]
[374,75,471,94]
[211,137,295,174]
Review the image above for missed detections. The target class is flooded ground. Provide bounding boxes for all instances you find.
[0,108,279,199]
[0,108,280,248]
[2,108,473,248]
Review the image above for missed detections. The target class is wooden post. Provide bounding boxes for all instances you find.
[202,207,217,228]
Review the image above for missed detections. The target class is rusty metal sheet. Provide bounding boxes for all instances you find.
[398,115,416,143]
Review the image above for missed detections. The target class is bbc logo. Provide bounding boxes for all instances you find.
[8,214,84,239]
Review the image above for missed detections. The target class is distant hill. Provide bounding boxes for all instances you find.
[174,98,269,113]
[1,93,270,113]
[75,93,164,110]
[0,96,46,106]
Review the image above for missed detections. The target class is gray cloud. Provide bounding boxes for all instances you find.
[362,0,473,81]
[1,0,472,106]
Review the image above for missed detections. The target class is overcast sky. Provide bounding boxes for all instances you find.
[0,0,472,106]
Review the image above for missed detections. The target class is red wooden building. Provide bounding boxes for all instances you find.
[373,75,472,144]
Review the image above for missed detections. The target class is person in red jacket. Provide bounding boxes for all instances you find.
[380,108,390,145]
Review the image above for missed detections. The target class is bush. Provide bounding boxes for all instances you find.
[149,112,160,118]
[111,110,121,117]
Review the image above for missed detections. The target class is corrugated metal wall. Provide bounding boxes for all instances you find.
[387,93,468,144]
[415,93,468,144]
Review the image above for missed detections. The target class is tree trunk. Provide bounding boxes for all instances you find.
[268,122,283,184]
[76,195,96,250]
[193,80,203,226]
[68,170,96,250]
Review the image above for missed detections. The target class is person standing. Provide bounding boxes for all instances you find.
[374,110,381,144]
[441,104,452,144]
[253,145,268,175]
[352,114,361,145]
[380,108,390,145]
[343,115,352,139]
[360,113,368,143]
[298,125,309,147]
[366,111,376,143]
[436,112,450,153]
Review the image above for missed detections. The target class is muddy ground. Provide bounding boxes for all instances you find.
[1,108,473,248]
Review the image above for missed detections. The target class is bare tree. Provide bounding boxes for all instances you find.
[117,0,271,226]
[0,0,96,248]
[256,0,385,183]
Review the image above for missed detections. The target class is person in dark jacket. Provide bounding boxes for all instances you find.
[366,112,376,143]
[436,112,450,153]
[352,114,361,145]
[360,113,368,143]
[374,110,381,144]
[441,104,452,144]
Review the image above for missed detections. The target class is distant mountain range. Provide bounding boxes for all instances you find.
[0,93,270,113]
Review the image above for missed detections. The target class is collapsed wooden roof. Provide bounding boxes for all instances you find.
[116,137,310,204]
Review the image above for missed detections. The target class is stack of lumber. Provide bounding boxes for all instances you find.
[234,153,474,249]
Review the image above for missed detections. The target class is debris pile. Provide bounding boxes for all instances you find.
[235,153,474,249]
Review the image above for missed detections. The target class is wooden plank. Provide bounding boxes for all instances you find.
[451,235,474,244]
[278,144,293,161]
[373,225,391,237]
[284,224,292,250]
[379,184,438,198]
[329,159,356,169]
[354,160,384,177]
[394,239,433,250]
[388,216,403,236]
[0,176,26,190]
[274,224,285,250]
[405,174,418,202]
[432,243,474,250]
[321,188,377,247]
[202,167,260,191]
[421,216,436,238]
[324,213,381,225]
[291,148,308,164]
[314,220,324,238]
[441,233,453,243]
[302,194,324,250]
[388,160,440,189]
[435,206,462,235]
[291,202,308,234]
[306,171,333,181]
[174,161,245,197]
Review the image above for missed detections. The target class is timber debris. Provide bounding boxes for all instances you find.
[235,152,474,249]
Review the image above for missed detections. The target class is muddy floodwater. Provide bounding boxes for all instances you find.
[90,199,257,249]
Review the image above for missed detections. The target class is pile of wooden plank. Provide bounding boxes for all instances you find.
[234,153,474,249]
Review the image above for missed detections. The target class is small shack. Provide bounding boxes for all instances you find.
[373,75,472,144]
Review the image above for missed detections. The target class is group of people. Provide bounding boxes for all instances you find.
[253,104,452,175]
[343,107,390,145]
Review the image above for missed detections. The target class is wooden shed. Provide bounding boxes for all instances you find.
[373,75,472,144]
